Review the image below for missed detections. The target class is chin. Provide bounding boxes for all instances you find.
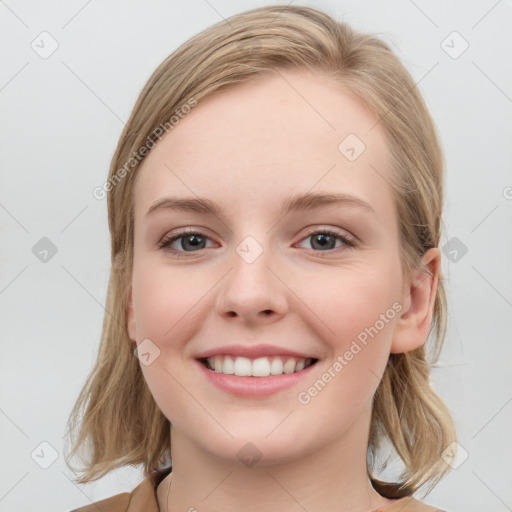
[192,421,320,468]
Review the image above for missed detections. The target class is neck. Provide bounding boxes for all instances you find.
[158,409,392,512]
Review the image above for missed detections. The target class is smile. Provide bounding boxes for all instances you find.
[196,355,319,398]
[201,355,317,377]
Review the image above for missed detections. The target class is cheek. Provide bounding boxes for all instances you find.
[295,273,398,426]
[131,262,208,343]
[131,264,205,423]
[298,264,401,346]
[293,265,400,401]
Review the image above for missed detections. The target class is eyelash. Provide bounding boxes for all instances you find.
[157,227,357,258]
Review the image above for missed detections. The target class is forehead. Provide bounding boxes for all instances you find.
[133,68,395,227]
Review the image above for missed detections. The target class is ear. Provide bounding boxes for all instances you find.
[390,248,441,354]
[127,287,137,343]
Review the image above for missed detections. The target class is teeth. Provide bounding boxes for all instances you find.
[234,356,252,376]
[223,355,235,374]
[270,357,283,375]
[283,357,296,374]
[252,357,271,377]
[205,355,313,377]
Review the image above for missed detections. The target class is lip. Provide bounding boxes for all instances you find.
[194,343,317,360]
[194,357,318,398]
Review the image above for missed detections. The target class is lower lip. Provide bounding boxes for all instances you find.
[195,359,317,398]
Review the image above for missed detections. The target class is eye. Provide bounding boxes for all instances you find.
[158,229,215,255]
[296,228,356,253]
[158,227,357,257]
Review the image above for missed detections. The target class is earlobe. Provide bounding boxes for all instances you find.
[127,288,137,343]
[390,248,441,354]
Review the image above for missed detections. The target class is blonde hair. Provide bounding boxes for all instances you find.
[64,4,456,498]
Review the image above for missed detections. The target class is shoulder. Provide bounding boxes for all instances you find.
[68,467,171,512]
[69,491,130,512]
[384,496,448,512]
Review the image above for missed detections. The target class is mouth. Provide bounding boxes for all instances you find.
[198,355,319,377]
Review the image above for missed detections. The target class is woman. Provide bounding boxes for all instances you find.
[66,5,456,511]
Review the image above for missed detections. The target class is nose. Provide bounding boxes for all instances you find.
[214,239,289,325]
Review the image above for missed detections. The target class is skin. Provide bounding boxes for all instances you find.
[127,68,440,512]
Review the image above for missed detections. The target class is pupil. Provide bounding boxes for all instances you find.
[312,234,334,250]
[183,235,204,251]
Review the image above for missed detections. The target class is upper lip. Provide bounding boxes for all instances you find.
[195,344,317,360]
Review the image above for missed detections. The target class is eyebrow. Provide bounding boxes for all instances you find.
[145,192,376,218]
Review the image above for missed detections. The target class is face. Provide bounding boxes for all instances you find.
[127,68,414,466]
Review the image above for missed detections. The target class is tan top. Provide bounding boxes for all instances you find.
[70,468,447,512]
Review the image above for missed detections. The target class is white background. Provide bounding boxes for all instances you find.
[1,1,511,511]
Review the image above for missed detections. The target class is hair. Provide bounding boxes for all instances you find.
[64,3,457,499]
